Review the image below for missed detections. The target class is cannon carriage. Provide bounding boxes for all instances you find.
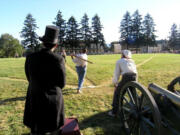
[119,76,180,135]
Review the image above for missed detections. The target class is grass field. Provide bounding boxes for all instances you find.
[0,53,180,135]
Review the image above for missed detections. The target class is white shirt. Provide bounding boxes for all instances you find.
[112,58,137,84]
[73,53,88,67]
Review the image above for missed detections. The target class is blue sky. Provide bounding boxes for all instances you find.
[1,0,180,44]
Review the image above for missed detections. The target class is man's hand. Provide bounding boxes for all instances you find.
[70,53,74,59]
[114,83,118,88]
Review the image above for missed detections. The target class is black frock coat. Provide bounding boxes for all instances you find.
[23,48,66,133]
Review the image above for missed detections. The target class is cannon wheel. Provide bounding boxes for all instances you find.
[119,81,161,135]
[167,76,180,95]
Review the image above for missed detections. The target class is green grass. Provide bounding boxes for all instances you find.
[0,53,180,135]
[138,53,180,87]
[0,54,153,86]
[66,54,154,85]
[0,58,26,79]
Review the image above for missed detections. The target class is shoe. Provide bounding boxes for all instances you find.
[108,111,116,117]
[77,90,82,94]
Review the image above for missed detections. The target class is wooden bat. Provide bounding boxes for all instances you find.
[73,55,94,64]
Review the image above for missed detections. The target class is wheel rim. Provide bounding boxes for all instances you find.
[167,76,180,95]
[120,81,161,135]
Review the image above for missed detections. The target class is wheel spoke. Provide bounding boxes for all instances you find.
[124,119,137,134]
[139,94,144,109]
[140,121,152,135]
[131,122,139,134]
[127,88,135,105]
[141,106,151,114]
[132,88,140,107]
[122,106,131,112]
[123,97,134,108]
[141,116,155,128]
[140,124,144,135]
[122,107,135,122]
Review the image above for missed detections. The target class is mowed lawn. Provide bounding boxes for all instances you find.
[0,53,180,135]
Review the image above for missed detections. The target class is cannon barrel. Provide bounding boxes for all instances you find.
[148,83,180,107]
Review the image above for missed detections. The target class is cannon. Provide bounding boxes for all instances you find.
[119,76,180,135]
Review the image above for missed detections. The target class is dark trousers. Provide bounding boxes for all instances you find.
[112,73,137,114]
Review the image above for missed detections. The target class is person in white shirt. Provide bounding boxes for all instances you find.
[71,48,88,93]
[108,50,137,117]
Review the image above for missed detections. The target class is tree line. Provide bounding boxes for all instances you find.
[168,23,180,50]
[0,10,180,58]
[20,11,105,54]
[119,10,180,52]
[119,10,156,52]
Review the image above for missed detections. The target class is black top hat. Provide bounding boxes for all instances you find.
[39,25,59,44]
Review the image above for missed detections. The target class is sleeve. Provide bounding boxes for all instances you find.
[72,57,79,64]
[57,57,66,89]
[112,61,121,84]
[25,56,30,82]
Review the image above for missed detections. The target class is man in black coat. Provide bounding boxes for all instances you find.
[23,25,66,135]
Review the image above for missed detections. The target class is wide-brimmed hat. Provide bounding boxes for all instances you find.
[122,50,132,59]
[39,25,59,44]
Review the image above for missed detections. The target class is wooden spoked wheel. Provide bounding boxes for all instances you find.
[119,81,161,135]
[167,76,180,95]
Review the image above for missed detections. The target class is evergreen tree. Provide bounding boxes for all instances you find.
[20,13,39,52]
[80,13,92,48]
[91,14,105,52]
[168,23,178,50]
[120,11,132,49]
[0,34,24,57]
[131,10,143,52]
[66,16,80,50]
[142,13,156,52]
[52,10,66,47]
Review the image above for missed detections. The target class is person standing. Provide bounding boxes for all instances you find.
[71,49,88,93]
[108,50,137,117]
[23,25,66,134]
[61,48,66,62]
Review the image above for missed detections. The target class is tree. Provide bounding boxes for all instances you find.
[120,11,132,49]
[131,10,143,52]
[66,16,80,50]
[20,13,39,52]
[168,23,179,50]
[80,13,92,48]
[91,14,105,52]
[0,34,24,57]
[52,10,66,47]
[142,13,156,52]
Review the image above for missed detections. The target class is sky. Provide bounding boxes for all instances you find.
[1,0,180,44]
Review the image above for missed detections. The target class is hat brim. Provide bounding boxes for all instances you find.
[39,36,59,45]
[39,36,44,42]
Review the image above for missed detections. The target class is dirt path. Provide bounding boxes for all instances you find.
[99,55,155,87]
[0,77,79,89]
[137,55,154,67]
[0,55,155,89]
[0,77,27,82]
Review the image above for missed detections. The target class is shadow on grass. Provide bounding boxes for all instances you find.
[0,96,25,105]
[79,110,125,135]
[62,88,78,95]
[0,88,77,105]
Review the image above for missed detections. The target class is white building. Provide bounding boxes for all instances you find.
[111,42,121,53]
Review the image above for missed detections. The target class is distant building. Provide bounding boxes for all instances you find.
[140,45,162,53]
[111,41,121,53]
